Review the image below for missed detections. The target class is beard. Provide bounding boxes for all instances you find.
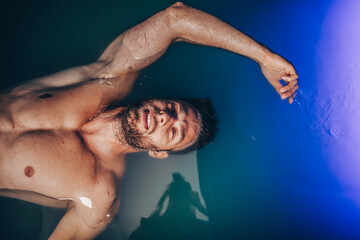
[114,99,161,151]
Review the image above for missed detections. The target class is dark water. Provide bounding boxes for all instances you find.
[2,0,360,239]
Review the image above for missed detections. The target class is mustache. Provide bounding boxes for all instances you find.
[114,100,162,151]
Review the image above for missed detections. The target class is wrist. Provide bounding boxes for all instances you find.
[257,48,271,65]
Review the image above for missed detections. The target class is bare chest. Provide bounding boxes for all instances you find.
[0,130,98,198]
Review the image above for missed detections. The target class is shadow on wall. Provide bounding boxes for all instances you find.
[128,172,210,240]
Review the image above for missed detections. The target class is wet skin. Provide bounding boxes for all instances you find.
[120,99,201,152]
[0,85,200,238]
[0,2,298,239]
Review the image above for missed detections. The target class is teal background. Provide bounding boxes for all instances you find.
[2,0,360,239]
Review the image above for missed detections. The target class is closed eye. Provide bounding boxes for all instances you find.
[171,127,176,140]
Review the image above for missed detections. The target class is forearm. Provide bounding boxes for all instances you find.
[170,2,268,63]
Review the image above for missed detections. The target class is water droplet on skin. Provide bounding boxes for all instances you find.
[105,213,113,223]
[97,79,112,87]
[79,197,93,208]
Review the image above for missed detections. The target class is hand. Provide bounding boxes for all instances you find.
[260,52,298,104]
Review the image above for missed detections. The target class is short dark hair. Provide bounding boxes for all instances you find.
[177,97,219,151]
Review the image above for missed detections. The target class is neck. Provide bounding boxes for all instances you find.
[81,107,140,155]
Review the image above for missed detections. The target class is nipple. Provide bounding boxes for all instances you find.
[24,166,34,177]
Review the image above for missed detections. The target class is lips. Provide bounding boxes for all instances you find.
[142,109,151,130]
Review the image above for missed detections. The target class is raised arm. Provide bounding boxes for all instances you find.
[14,2,297,103]
[98,2,298,103]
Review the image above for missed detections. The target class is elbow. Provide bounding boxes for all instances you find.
[165,2,187,27]
[171,1,185,8]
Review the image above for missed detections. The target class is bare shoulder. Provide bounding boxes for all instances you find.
[73,170,121,227]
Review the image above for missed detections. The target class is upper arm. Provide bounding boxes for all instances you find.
[96,3,186,78]
[49,204,107,240]
[49,195,120,240]
[49,176,120,240]
[11,3,186,103]
[12,3,186,94]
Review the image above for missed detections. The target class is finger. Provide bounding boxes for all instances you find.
[288,92,297,104]
[280,80,297,93]
[270,80,284,95]
[282,73,298,82]
[281,85,299,99]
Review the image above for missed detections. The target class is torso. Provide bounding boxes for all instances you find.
[0,77,133,206]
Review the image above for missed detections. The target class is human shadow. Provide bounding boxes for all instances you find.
[128,172,210,240]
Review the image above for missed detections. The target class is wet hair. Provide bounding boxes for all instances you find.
[176,97,218,152]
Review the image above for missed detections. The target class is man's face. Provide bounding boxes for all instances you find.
[116,99,201,152]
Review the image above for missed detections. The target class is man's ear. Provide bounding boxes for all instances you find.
[148,151,169,159]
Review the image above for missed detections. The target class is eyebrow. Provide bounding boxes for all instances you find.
[180,102,188,114]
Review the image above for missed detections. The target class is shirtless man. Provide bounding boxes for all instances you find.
[0,2,298,239]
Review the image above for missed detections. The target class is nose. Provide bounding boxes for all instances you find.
[159,110,172,126]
